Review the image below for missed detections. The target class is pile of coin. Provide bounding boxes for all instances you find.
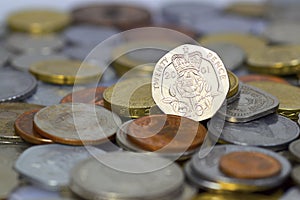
[1,1,300,199]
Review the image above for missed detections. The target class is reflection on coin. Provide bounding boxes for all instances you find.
[289,139,300,161]
[33,103,121,145]
[60,87,106,106]
[0,70,37,102]
[205,43,245,71]
[219,151,281,179]
[70,152,184,199]
[0,47,10,67]
[14,144,105,190]
[11,53,67,72]
[6,33,65,54]
[291,165,300,186]
[209,114,299,150]
[152,44,229,121]
[263,22,300,44]
[239,74,289,84]
[14,109,53,144]
[220,84,279,122]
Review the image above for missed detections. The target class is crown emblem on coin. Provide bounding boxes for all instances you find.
[171,46,202,74]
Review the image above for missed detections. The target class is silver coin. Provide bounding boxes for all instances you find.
[188,145,291,192]
[63,25,119,47]
[63,45,93,60]
[289,139,300,161]
[204,43,245,71]
[280,187,300,200]
[69,152,184,200]
[6,33,65,54]
[14,144,105,191]
[9,186,62,200]
[220,83,279,122]
[0,69,37,102]
[0,47,11,67]
[263,22,300,44]
[11,53,67,72]
[116,120,198,161]
[209,114,299,151]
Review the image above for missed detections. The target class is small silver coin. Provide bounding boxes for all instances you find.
[6,33,65,54]
[187,145,291,192]
[11,53,67,72]
[14,144,105,191]
[204,43,245,71]
[289,139,300,161]
[0,69,37,102]
[63,25,119,47]
[209,114,299,151]
[220,83,279,122]
[0,47,11,67]
[291,165,300,186]
[280,187,300,200]
[263,22,300,44]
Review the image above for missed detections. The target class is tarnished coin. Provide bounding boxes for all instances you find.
[6,33,65,54]
[209,114,299,151]
[70,152,184,200]
[219,151,282,179]
[239,74,289,84]
[152,44,229,121]
[14,109,53,145]
[72,4,151,30]
[11,53,67,72]
[14,144,105,190]
[263,22,300,44]
[7,9,70,34]
[291,165,300,186]
[205,43,245,71]
[0,70,37,102]
[33,103,122,145]
[220,83,279,122]
[60,87,106,106]
[289,139,300,161]
[0,103,44,142]
[0,47,11,67]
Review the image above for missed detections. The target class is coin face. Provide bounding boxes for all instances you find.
[33,103,122,145]
[219,151,282,179]
[126,114,207,152]
[60,87,106,106]
[14,109,53,145]
[239,74,289,84]
[152,44,229,121]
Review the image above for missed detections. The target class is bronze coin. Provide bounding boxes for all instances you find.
[219,151,282,179]
[14,109,53,145]
[126,114,207,152]
[72,4,151,30]
[239,74,289,84]
[60,87,106,106]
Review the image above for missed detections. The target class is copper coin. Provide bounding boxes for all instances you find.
[239,74,289,84]
[60,87,106,106]
[14,109,53,145]
[126,114,207,152]
[72,4,151,30]
[219,151,282,179]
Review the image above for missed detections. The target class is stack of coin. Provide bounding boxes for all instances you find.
[227,71,240,103]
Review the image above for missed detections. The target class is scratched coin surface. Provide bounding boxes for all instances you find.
[33,103,122,145]
[152,44,229,121]
[14,144,105,190]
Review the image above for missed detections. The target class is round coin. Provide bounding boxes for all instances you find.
[152,44,229,121]
[0,70,37,102]
[219,151,282,179]
[227,71,239,99]
[14,109,53,145]
[72,4,151,30]
[239,74,289,84]
[7,9,70,34]
[126,114,207,152]
[33,103,122,145]
[29,60,102,85]
[60,87,106,106]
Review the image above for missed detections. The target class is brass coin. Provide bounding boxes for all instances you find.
[0,103,44,142]
[29,60,102,85]
[219,151,282,179]
[14,109,53,144]
[7,9,70,34]
[225,2,267,18]
[227,71,239,98]
[239,74,289,84]
[247,45,300,75]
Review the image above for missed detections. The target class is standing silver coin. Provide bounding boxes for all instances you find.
[152,44,229,121]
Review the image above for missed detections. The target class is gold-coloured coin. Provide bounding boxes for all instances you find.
[103,78,159,118]
[227,71,239,98]
[247,45,300,75]
[7,9,70,34]
[199,33,267,55]
[225,2,267,18]
[248,81,300,120]
[29,60,102,85]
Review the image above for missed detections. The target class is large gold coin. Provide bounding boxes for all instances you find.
[247,45,300,75]
[227,71,239,98]
[29,60,102,85]
[248,81,300,120]
[7,9,70,34]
